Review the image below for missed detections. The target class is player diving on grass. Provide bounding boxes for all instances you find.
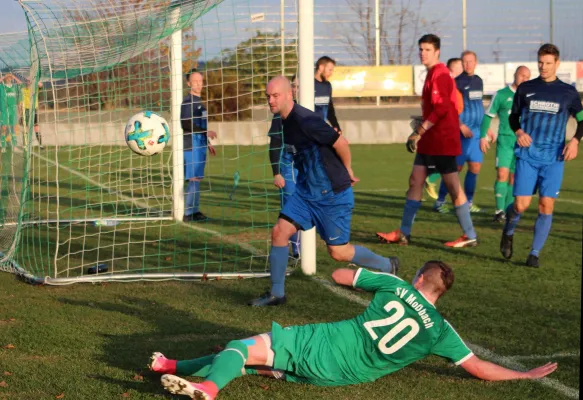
[434,51,485,213]
[149,261,558,399]
[248,76,398,306]
[376,34,478,248]
[268,74,301,260]
[480,66,531,222]
[500,43,583,268]
[181,69,217,222]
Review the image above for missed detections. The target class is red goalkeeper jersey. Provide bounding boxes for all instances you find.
[417,63,461,156]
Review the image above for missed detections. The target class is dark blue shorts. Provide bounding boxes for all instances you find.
[456,133,483,165]
[184,135,207,180]
[280,188,354,246]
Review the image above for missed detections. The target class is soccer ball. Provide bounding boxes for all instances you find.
[125,111,170,156]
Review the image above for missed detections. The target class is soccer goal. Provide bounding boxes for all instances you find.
[0,0,316,284]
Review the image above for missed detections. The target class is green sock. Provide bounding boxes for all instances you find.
[505,182,514,210]
[427,172,440,184]
[494,180,508,213]
[205,340,248,389]
[177,355,216,376]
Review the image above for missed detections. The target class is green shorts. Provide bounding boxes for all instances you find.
[496,137,516,173]
[271,322,347,387]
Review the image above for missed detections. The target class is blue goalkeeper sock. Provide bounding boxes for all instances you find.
[464,171,478,204]
[351,245,392,273]
[269,245,289,297]
[184,181,197,216]
[454,202,477,239]
[437,180,448,203]
[503,203,522,235]
[531,213,553,256]
[400,199,422,236]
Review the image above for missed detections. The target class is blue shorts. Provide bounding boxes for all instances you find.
[514,158,564,198]
[184,134,207,180]
[280,152,298,207]
[280,187,354,246]
[456,135,483,165]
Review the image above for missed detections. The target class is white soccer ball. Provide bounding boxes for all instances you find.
[125,111,170,156]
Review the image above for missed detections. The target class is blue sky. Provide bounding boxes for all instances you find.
[2,0,581,66]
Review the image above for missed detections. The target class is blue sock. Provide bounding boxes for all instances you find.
[193,180,201,213]
[454,202,477,239]
[351,245,392,273]
[290,232,300,257]
[503,203,522,235]
[464,171,478,204]
[400,199,422,236]
[437,180,448,203]
[531,213,553,256]
[269,245,289,297]
[184,181,197,216]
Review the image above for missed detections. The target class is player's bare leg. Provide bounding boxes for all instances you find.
[442,172,478,247]
[377,165,426,245]
[159,334,277,400]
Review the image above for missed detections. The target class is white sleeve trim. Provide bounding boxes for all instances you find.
[352,268,363,288]
[455,352,475,366]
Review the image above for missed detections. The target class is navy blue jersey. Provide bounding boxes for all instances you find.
[180,94,208,150]
[314,79,333,121]
[282,104,350,199]
[456,72,484,131]
[512,77,583,165]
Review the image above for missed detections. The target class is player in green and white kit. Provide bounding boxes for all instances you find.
[480,66,531,222]
[0,73,22,151]
[148,261,557,399]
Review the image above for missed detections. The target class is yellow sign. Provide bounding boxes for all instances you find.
[329,66,413,97]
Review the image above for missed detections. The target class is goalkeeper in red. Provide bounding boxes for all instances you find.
[376,34,478,247]
[148,261,557,398]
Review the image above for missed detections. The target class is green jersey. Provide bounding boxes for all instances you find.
[486,85,517,147]
[0,84,20,126]
[272,268,473,386]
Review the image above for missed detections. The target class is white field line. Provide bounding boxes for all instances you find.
[31,149,262,256]
[480,186,583,205]
[313,277,580,400]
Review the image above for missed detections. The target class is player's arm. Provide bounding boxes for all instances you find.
[327,98,342,134]
[331,268,356,287]
[267,116,285,188]
[180,101,194,132]
[563,91,583,161]
[460,355,557,381]
[333,267,401,292]
[425,72,455,130]
[509,87,531,147]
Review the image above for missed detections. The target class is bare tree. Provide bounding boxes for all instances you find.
[335,0,441,65]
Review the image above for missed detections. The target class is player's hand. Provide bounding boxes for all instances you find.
[480,137,490,153]
[406,132,420,153]
[523,362,558,379]
[516,130,532,147]
[334,127,343,135]
[460,124,473,138]
[347,168,360,186]
[563,138,579,161]
[208,144,216,156]
[487,129,496,144]
[273,174,285,189]
[207,130,217,140]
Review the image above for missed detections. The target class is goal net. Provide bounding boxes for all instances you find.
[0,0,299,284]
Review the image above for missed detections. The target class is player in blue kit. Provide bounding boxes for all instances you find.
[314,56,342,134]
[500,44,583,267]
[435,51,484,213]
[180,70,217,222]
[268,74,300,259]
[249,76,398,306]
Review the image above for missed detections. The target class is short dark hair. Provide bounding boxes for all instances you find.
[418,34,441,50]
[538,43,560,61]
[418,260,454,295]
[185,68,198,81]
[446,58,461,68]
[316,56,336,70]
